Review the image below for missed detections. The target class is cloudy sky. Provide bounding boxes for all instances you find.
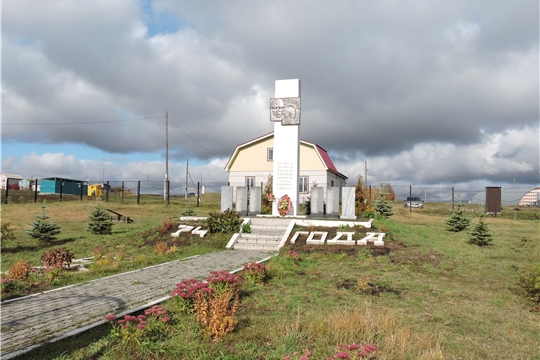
[2,0,539,190]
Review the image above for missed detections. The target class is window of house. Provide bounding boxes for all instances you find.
[246,177,255,187]
[267,148,273,161]
[331,180,334,187]
[299,176,309,193]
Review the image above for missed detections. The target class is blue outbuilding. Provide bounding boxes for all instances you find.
[40,177,88,196]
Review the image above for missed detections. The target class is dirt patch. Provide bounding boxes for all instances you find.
[337,278,401,297]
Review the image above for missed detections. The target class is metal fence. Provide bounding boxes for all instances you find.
[370,184,540,215]
[2,178,539,215]
[0,178,228,205]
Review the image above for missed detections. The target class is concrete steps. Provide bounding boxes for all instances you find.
[232,218,290,251]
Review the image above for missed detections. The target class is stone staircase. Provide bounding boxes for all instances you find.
[232,217,291,251]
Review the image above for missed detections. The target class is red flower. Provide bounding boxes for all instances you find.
[364,345,378,352]
[106,314,116,321]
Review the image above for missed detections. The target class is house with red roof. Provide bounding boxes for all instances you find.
[224,132,348,203]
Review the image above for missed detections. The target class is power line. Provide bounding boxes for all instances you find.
[168,117,225,165]
[3,116,165,126]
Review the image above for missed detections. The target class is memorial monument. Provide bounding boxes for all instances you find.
[270,79,301,216]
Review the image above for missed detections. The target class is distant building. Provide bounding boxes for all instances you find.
[0,173,24,190]
[19,179,31,190]
[224,132,347,203]
[88,184,103,196]
[40,177,88,196]
[518,187,540,206]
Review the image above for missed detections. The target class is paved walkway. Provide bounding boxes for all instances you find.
[0,250,276,359]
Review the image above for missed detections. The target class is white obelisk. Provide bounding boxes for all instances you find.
[272,79,301,216]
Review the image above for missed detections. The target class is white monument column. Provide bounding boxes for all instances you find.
[271,79,301,216]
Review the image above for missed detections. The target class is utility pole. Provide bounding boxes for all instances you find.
[166,111,169,180]
[164,111,169,201]
[365,160,368,188]
[185,159,189,199]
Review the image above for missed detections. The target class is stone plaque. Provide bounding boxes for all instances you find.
[249,187,261,215]
[270,97,301,125]
[340,187,356,219]
[326,187,339,218]
[275,161,294,192]
[221,186,233,212]
[310,187,324,216]
[236,186,248,214]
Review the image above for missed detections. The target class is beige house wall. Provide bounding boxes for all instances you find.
[228,139,326,172]
[300,143,326,171]
[229,138,274,172]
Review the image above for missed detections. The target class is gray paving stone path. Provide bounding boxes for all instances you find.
[0,249,275,358]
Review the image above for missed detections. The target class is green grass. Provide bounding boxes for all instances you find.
[3,200,540,359]
[0,194,227,300]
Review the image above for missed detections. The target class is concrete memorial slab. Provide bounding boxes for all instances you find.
[326,187,339,218]
[340,187,356,219]
[310,187,324,216]
[221,186,233,212]
[249,186,262,215]
[236,186,248,214]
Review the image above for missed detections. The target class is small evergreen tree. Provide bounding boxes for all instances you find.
[374,183,394,218]
[181,203,197,216]
[87,204,113,235]
[26,204,62,245]
[445,195,471,232]
[468,214,493,246]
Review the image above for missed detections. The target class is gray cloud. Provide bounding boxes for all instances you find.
[2,0,538,187]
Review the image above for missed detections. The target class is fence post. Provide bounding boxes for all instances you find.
[409,185,412,212]
[34,179,39,203]
[137,181,141,205]
[4,179,9,204]
[197,182,200,207]
[106,181,109,202]
[451,187,454,210]
[80,181,84,201]
[60,181,63,202]
[167,180,170,205]
[121,181,124,203]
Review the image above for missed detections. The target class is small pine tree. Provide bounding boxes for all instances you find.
[374,183,394,218]
[445,196,471,232]
[87,204,113,235]
[26,204,62,245]
[181,203,197,216]
[468,214,493,246]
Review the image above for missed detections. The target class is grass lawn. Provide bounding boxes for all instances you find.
[0,194,225,300]
[2,200,539,359]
